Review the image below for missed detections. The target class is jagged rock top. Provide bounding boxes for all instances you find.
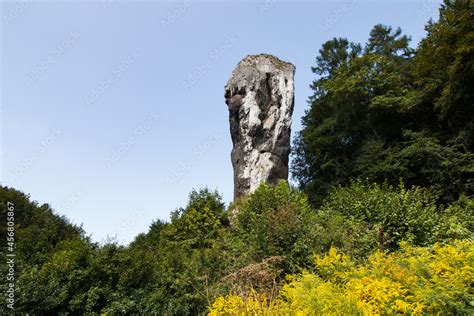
[226,54,295,93]
[235,54,294,71]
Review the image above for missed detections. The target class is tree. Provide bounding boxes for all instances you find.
[292,1,473,205]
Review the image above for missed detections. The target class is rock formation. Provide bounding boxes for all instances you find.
[225,54,295,200]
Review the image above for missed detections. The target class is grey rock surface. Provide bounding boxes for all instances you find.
[225,54,295,200]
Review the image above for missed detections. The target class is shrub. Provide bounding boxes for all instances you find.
[435,195,474,242]
[166,188,227,248]
[293,211,379,264]
[210,240,474,315]
[321,181,444,248]
[208,289,284,316]
[230,181,311,263]
[228,181,380,271]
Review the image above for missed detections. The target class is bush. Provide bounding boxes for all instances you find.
[293,211,379,264]
[230,181,311,263]
[128,188,229,315]
[165,188,227,248]
[209,289,284,315]
[436,195,474,242]
[210,240,474,315]
[321,181,448,248]
[228,181,381,272]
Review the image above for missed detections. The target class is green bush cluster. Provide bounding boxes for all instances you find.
[321,181,472,248]
[1,179,472,314]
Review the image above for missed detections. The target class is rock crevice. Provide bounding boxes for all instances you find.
[225,54,295,200]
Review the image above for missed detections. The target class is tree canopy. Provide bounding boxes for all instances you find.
[292,0,473,205]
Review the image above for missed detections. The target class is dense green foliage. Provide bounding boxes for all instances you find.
[292,0,473,205]
[1,1,472,314]
[321,181,472,248]
[0,187,230,314]
[2,179,471,314]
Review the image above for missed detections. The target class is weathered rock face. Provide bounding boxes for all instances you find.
[225,54,295,200]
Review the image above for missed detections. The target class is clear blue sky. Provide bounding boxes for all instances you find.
[1,0,442,244]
